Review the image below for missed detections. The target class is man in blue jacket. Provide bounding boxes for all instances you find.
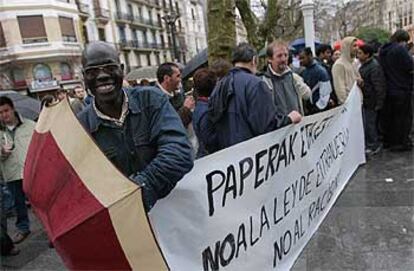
[379,29,414,151]
[299,47,333,114]
[204,43,302,153]
[77,41,193,211]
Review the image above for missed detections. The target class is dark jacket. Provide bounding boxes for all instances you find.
[205,67,291,153]
[78,87,194,211]
[359,57,386,110]
[379,42,414,95]
[192,97,209,158]
[301,60,332,112]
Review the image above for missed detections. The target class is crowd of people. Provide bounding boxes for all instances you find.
[0,29,413,257]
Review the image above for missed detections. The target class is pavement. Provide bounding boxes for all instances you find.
[1,141,413,270]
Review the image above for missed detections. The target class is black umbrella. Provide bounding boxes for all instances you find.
[0,91,41,120]
[182,48,208,79]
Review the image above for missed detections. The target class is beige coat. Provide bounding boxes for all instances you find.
[332,37,360,104]
[0,116,35,182]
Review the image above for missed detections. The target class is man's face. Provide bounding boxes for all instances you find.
[269,46,289,73]
[164,67,181,92]
[0,104,16,126]
[299,52,312,67]
[320,50,332,61]
[350,40,358,58]
[74,87,86,100]
[83,45,124,104]
[332,50,341,62]
[357,49,369,63]
[57,91,67,101]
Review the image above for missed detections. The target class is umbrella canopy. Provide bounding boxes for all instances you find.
[24,99,168,270]
[182,48,208,79]
[125,66,158,82]
[0,90,41,120]
[289,38,321,51]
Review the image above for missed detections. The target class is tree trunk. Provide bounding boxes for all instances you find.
[207,0,236,64]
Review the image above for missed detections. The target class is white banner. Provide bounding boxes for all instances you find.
[149,87,365,271]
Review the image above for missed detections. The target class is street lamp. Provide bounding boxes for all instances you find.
[162,12,180,62]
[301,0,316,55]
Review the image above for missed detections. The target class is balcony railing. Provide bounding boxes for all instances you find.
[115,12,133,22]
[131,16,160,27]
[62,35,77,42]
[94,8,110,21]
[118,40,164,50]
[22,37,48,44]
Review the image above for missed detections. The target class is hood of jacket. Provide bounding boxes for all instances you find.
[208,70,236,124]
[340,36,357,63]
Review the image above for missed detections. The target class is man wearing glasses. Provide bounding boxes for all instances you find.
[77,41,194,211]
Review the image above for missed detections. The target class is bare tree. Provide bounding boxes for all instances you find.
[236,0,303,50]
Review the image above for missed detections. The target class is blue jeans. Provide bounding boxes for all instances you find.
[6,180,30,234]
[1,184,14,213]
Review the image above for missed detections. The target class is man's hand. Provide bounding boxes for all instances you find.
[357,78,364,88]
[1,145,12,159]
[288,111,302,124]
[183,96,195,110]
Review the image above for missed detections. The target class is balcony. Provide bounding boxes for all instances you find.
[131,17,161,28]
[22,37,48,45]
[118,40,164,51]
[94,8,110,23]
[77,2,90,18]
[115,12,133,23]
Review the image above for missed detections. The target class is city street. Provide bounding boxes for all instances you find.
[1,141,413,270]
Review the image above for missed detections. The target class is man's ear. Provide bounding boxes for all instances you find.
[120,63,125,74]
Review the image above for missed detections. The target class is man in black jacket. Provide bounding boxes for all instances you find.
[379,29,414,151]
[357,44,386,155]
[204,43,302,153]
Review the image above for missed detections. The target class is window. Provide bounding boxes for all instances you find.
[82,25,89,43]
[123,52,130,72]
[0,23,6,47]
[155,53,160,65]
[12,68,26,87]
[59,17,77,42]
[33,64,52,81]
[118,26,126,42]
[18,15,47,44]
[191,8,195,20]
[128,4,134,17]
[146,54,151,66]
[134,52,141,67]
[175,2,180,14]
[157,14,162,27]
[60,62,73,80]
[160,34,165,47]
[98,27,106,41]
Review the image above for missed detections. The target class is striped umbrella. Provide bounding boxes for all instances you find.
[23,99,168,270]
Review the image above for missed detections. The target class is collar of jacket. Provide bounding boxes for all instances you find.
[360,57,374,67]
[231,66,253,75]
[88,88,140,133]
[265,64,292,78]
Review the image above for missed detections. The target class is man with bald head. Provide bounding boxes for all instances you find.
[77,41,193,211]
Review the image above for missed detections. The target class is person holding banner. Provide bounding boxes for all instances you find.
[205,43,302,153]
[77,41,194,211]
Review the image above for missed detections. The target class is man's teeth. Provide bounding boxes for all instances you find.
[97,85,113,91]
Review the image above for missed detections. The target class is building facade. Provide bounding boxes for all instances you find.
[384,0,413,39]
[77,0,207,74]
[0,0,83,96]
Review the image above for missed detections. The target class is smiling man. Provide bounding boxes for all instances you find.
[77,41,194,211]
